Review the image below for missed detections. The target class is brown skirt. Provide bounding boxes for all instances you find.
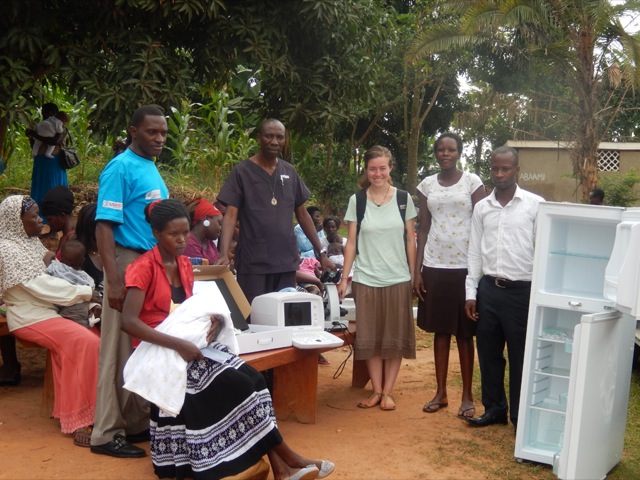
[416,266,476,338]
[352,281,416,360]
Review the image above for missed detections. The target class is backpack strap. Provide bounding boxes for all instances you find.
[355,189,367,255]
[396,189,408,223]
[396,189,408,255]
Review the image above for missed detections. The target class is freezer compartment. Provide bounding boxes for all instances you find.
[533,307,581,345]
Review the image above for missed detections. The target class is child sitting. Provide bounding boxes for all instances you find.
[327,243,344,268]
[296,256,324,296]
[47,239,101,328]
[32,111,69,159]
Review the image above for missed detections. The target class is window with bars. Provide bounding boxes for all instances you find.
[598,150,620,172]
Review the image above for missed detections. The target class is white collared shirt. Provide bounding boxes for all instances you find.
[465,185,544,300]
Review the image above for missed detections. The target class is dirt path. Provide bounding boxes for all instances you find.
[0,336,629,480]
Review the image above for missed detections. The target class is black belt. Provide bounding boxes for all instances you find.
[484,275,531,289]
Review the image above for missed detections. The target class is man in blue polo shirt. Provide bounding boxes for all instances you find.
[90,105,169,458]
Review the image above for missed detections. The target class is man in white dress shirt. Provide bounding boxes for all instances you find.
[464,146,544,429]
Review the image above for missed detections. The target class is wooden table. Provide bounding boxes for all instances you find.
[240,344,336,424]
[239,322,370,425]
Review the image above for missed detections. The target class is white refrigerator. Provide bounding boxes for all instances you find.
[514,202,640,479]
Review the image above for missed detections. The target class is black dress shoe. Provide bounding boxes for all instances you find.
[126,429,150,443]
[91,434,146,458]
[465,411,508,427]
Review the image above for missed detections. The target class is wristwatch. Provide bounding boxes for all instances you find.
[316,248,327,259]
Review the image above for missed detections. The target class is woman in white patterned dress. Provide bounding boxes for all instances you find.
[414,133,486,418]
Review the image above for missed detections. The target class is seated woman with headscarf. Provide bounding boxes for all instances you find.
[184,197,223,265]
[0,195,101,447]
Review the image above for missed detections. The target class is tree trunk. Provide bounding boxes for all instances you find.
[0,116,9,163]
[474,136,483,176]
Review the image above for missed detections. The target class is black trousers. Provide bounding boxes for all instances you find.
[476,275,531,425]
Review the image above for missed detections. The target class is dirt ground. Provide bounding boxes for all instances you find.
[0,332,625,480]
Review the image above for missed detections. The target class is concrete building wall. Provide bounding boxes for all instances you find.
[506,141,640,203]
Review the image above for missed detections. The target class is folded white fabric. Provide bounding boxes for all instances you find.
[123,284,239,416]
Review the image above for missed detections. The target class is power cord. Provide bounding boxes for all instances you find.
[326,321,355,380]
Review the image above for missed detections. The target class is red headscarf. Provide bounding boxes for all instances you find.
[190,198,222,226]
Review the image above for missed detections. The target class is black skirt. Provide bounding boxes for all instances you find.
[416,266,476,338]
[150,343,283,479]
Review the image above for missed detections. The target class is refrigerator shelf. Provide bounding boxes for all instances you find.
[537,289,608,304]
[530,399,567,414]
[539,327,572,342]
[549,250,610,261]
[534,366,570,378]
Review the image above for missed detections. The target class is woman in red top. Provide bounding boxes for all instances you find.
[121,199,334,480]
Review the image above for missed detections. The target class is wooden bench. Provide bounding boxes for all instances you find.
[0,315,55,417]
[2,315,369,425]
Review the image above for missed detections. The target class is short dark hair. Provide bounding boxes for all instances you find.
[323,215,341,230]
[145,199,190,232]
[60,239,86,268]
[306,206,321,217]
[492,146,519,166]
[434,132,463,156]
[258,118,284,135]
[130,105,164,128]
[590,188,605,200]
[40,186,74,216]
[42,102,59,118]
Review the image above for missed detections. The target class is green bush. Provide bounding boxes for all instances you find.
[599,169,640,207]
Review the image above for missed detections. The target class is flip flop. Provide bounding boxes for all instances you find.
[380,393,396,411]
[73,426,93,447]
[357,392,382,409]
[457,406,475,418]
[423,400,448,413]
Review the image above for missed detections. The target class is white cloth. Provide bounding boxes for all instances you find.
[328,254,344,267]
[47,260,95,288]
[417,171,483,269]
[32,117,64,158]
[123,288,238,417]
[465,185,544,300]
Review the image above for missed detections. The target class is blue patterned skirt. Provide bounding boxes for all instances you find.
[150,344,282,479]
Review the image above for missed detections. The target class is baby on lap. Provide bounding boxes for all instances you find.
[47,239,101,328]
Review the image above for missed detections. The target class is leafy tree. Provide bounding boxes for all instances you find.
[408,0,640,201]
[0,0,392,160]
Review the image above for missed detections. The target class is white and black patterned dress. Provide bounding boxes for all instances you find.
[150,342,282,479]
